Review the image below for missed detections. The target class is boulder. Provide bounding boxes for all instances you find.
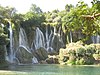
[52,35,64,53]
[16,47,33,64]
[45,55,59,64]
[33,47,48,61]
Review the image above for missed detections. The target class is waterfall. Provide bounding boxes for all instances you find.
[91,35,100,43]
[19,28,31,53]
[9,22,13,63]
[6,21,15,63]
[7,25,64,64]
[50,26,64,51]
[31,26,64,52]
[58,26,64,45]
[32,27,45,50]
[45,26,53,51]
[18,28,38,64]
[70,31,73,43]
[97,35,100,43]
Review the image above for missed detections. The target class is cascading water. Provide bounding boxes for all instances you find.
[8,25,64,64]
[91,35,100,43]
[96,35,100,43]
[31,26,64,53]
[45,26,53,52]
[31,27,45,50]
[6,21,15,63]
[17,28,38,64]
[19,28,31,53]
[50,26,64,52]
[70,31,73,43]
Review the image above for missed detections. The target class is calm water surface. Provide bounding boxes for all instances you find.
[0,64,100,75]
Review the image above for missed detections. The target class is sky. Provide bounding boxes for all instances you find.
[0,0,92,13]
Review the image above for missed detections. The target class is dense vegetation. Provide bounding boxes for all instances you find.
[59,42,100,65]
[0,0,100,65]
[0,0,100,43]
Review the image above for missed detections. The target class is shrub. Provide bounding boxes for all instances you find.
[85,45,95,56]
[93,54,100,60]
[90,44,100,54]
[79,58,85,65]
[67,55,76,65]
[76,47,85,57]
[68,49,76,56]
[83,56,95,65]
[59,42,100,65]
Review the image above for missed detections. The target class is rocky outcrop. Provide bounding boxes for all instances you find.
[32,47,48,62]
[45,55,59,64]
[16,47,33,64]
[52,35,63,52]
[0,45,8,67]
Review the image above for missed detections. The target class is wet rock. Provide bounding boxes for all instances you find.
[16,47,33,64]
[33,47,48,61]
[32,57,38,64]
[45,55,59,64]
[52,35,64,52]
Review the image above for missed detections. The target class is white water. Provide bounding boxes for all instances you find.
[70,31,73,43]
[18,28,38,64]
[91,35,100,43]
[7,23,100,64]
[45,26,53,51]
[31,26,64,52]
[6,21,14,63]
[31,27,45,50]
[32,57,38,64]
[19,28,31,53]
[8,26,64,64]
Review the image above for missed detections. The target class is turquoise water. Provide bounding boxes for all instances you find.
[0,64,100,75]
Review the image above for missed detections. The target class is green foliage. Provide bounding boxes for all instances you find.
[65,4,74,12]
[84,56,95,65]
[0,5,16,19]
[61,1,100,43]
[67,59,76,65]
[79,58,85,65]
[44,11,61,27]
[0,23,9,45]
[91,0,100,12]
[85,45,96,56]
[0,45,6,64]
[30,4,43,14]
[59,42,100,65]
[68,50,76,56]
[21,4,45,32]
[0,0,99,44]
[76,47,85,56]
[62,1,88,31]
[93,54,100,60]
[67,55,76,65]
[0,33,9,45]
[23,12,45,25]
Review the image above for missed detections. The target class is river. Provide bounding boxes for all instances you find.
[0,64,100,75]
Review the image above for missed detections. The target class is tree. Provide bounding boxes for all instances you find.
[61,1,93,43]
[30,4,43,14]
[0,5,16,19]
[91,0,100,12]
[65,4,74,12]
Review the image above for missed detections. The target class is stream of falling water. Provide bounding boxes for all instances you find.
[91,35,100,43]
[7,25,64,64]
